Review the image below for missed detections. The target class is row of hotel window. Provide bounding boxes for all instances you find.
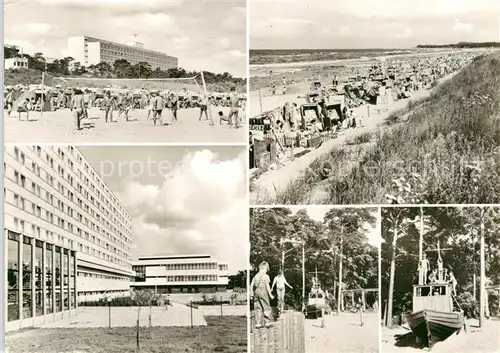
[8,165,131,246]
[100,50,177,64]
[134,263,228,272]
[7,232,76,322]
[13,145,131,233]
[8,214,129,267]
[6,170,131,259]
[144,275,220,282]
[77,272,128,281]
[98,44,177,62]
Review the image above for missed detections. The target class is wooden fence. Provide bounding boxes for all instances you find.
[250,311,305,353]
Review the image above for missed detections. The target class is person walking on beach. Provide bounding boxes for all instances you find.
[199,93,209,121]
[169,92,179,124]
[70,88,85,130]
[17,98,30,121]
[152,93,164,125]
[103,91,115,123]
[251,261,274,328]
[5,88,14,117]
[228,88,240,129]
[272,270,292,314]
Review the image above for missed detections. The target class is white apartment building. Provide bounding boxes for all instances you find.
[4,57,29,70]
[131,254,229,293]
[4,146,133,331]
[68,36,178,70]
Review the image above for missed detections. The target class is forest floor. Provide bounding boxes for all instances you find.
[305,312,379,353]
[382,317,500,353]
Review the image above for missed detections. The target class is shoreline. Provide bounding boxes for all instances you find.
[250,48,486,71]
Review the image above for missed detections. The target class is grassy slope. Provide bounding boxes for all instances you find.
[5,316,247,353]
[4,68,246,93]
[273,52,500,204]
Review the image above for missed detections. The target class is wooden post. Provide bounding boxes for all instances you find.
[200,71,214,126]
[362,290,366,311]
[479,208,486,327]
[259,327,268,353]
[258,88,263,114]
[190,300,193,328]
[321,308,325,328]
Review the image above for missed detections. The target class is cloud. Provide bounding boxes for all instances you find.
[397,27,414,38]
[453,22,475,33]
[24,22,53,34]
[114,149,247,271]
[4,1,245,77]
[339,25,352,36]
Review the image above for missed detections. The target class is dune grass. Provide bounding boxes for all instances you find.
[325,52,500,204]
[271,52,500,204]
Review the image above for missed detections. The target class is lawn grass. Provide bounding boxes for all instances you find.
[5,316,247,353]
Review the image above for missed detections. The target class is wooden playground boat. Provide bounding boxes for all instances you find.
[405,283,464,348]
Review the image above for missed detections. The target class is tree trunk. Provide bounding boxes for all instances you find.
[387,221,398,328]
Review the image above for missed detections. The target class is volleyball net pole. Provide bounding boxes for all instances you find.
[200,71,214,126]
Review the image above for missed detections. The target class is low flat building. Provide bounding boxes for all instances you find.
[131,254,229,293]
[68,36,178,70]
[5,57,28,70]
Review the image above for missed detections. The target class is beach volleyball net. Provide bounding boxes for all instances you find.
[51,75,205,93]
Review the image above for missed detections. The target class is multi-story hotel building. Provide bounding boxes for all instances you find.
[68,36,178,70]
[131,254,229,293]
[4,146,133,331]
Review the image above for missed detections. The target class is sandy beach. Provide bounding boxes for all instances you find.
[305,312,379,353]
[382,318,500,353]
[4,106,246,144]
[250,73,444,204]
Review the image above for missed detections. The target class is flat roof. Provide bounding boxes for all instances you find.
[137,254,212,261]
[70,35,177,59]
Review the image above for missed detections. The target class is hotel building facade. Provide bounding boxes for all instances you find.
[4,146,133,331]
[68,36,178,71]
[131,254,229,293]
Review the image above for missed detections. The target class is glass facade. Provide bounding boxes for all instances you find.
[63,250,69,310]
[46,244,53,314]
[55,247,61,312]
[22,236,32,319]
[69,253,76,309]
[7,231,20,322]
[35,240,43,316]
[5,233,77,324]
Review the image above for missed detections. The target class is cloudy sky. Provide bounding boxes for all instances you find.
[4,0,246,77]
[290,207,381,248]
[78,146,247,273]
[251,0,500,49]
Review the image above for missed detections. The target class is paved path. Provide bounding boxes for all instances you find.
[5,107,245,144]
[306,312,379,353]
[40,304,207,328]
